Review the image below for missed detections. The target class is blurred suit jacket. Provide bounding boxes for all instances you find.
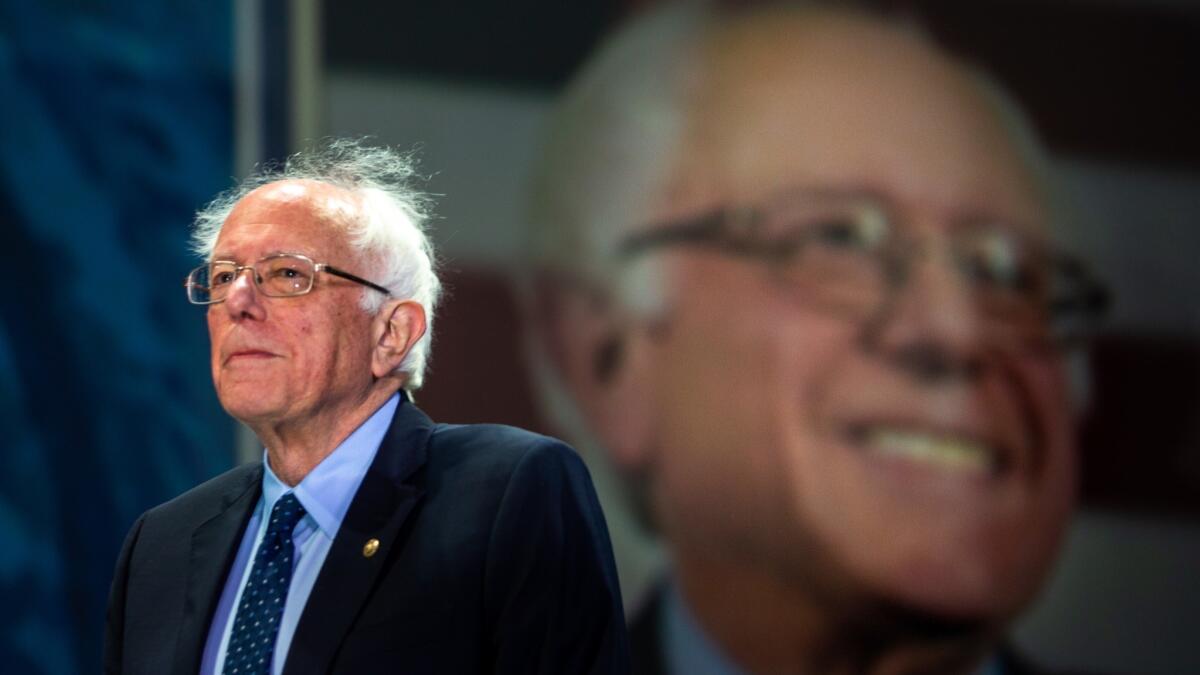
[104,396,629,674]
[629,581,1076,675]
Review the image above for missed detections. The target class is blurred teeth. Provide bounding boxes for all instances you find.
[864,427,993,474]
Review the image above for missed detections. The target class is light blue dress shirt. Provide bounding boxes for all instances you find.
[199,393,399,675]
[662,580,745,675]
[662,579,1004,675]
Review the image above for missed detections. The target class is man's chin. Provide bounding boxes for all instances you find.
[809,443,1068,625]
[856,551,1044,626]
[217,392,286,428]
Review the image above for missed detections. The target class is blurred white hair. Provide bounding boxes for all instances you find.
[191,138,441,390]
[524,2,707,315]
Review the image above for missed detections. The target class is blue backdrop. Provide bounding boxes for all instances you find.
[0,2,234,672]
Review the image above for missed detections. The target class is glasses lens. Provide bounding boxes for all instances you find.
[955,229,1054,347]
[199,262,241,304]
[1046,258,1109,346]
[256,255,315,297]
[186,264,218,304]
[768,198,891,318]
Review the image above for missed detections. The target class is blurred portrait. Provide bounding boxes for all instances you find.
[525,3,1109,673]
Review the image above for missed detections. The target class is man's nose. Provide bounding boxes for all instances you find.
[863,246,987,383]
[223,267,267,321]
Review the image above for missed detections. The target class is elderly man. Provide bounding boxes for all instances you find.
[104,140,628,675]
[526,4,1106,675]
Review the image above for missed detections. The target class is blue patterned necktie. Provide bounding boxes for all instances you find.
[223,492,307,675]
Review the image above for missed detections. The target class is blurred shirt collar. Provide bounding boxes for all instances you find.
[662,577,1005,675]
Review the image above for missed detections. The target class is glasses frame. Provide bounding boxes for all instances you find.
[618,204,1111,348]
[184,252,392,305]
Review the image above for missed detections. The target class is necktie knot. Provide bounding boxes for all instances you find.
[267,493,306,540]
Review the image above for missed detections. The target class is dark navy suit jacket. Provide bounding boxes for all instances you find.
[104,396,629,674]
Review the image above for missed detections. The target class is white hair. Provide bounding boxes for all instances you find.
[191,138,441,390]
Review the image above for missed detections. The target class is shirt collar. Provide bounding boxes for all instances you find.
[261,393,400,539]
[663,578,746,675]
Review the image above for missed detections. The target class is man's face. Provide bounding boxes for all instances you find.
[639,16,1076,621]
[207,180,378,428]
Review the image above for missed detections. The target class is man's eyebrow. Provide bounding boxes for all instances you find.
[765,183,894,207]
[782,183,1046,230]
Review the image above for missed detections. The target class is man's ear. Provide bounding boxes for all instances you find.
[529,272,657,473]
[371,299,427,380]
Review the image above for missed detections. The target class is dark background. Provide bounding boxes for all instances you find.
[0,2,234,673]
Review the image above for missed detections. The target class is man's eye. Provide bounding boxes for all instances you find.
[963,251,1042,297]
[815,220,859,245]
[809,219,880,251]
[271,266,303,279]
[212,271,235,286]
[961,234,1045,296]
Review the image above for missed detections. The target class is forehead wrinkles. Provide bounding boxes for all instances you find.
[220,182,364,259]
[232,179,360,226]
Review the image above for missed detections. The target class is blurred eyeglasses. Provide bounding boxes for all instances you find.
[184,252,391,305]
[618,189,1109,351]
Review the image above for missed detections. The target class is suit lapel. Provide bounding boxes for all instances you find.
[172,464,263,675]
[284,395,435,675]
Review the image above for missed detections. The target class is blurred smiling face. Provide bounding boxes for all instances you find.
[643,15,1076,621]
[207,180,378,428]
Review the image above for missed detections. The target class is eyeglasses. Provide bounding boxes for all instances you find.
[184,252,391,305]
[618,190,1110,351]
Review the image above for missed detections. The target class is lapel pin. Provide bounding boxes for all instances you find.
[363,538,380,558]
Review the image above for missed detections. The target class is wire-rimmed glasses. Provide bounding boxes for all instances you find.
[184,252,391,305]
[618,190,1109,351]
